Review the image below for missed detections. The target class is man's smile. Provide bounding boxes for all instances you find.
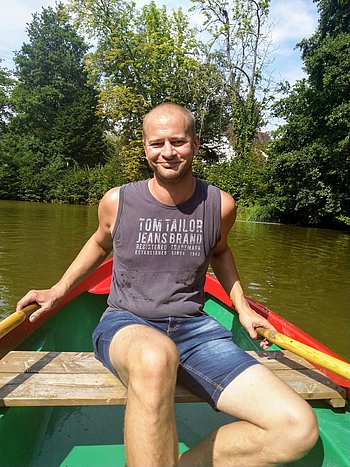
[157,160,181,168]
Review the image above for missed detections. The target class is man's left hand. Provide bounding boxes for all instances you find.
[237,300,276,350]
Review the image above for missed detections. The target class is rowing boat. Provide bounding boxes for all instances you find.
[0,258,349,466]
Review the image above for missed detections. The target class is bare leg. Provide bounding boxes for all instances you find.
[179,365,319,467]
[109,324,179,467]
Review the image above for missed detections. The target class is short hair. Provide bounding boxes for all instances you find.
[143,102,196,139]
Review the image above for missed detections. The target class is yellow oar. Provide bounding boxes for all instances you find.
[257,327,350,381]
[0,304,40,339]
[1,307,349,380]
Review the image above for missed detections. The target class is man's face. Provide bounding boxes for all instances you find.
[143,110,199,183]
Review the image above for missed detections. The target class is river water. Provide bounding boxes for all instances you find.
[0,200,349,360]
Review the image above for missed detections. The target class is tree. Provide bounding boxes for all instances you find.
[68,0,225,180]
[0,63,17,199]
[268,0,350,226]
[10,3,108,170]
[191,0,272,159]
[0,61,14,133]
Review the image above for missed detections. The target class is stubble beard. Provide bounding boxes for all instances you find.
[148,158,193,185]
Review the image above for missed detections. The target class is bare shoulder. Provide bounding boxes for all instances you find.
[98,187,121,229]
[211,190,237,253]
[99,187,120,209]
[102,187,121,203]
[220,190,237,223]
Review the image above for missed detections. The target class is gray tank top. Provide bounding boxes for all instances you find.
[107,178,221,317]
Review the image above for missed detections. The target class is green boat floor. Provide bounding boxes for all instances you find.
[24,403,350,467]
[29,405,126,467]
[312,405,350,467]
[28,403,235,467]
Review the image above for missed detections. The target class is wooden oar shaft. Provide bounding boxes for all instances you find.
[257,327,350,380]
[0,304,40,339]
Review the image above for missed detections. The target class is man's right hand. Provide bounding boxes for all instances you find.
[14,188,118,325]
[16,287,62,323]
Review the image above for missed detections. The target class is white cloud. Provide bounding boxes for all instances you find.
[267,0,318,85]
[0,0,318,88]
[270,0,318,45]
[274,62,307,85]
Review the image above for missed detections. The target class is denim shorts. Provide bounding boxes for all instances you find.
[92,309,259,409]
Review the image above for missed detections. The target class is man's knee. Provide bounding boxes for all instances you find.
[135,339,179,379]
[292,405,319,458]
[129,338,179,393]
[274,401,319,463]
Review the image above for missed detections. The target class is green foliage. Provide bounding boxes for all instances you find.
[51,156,127,204]
[191,0,271,159]
[203,153,269,206]
[10,3,108,168]
[0,135,20,199]
[267,0,350,226]
[0,62,15,133]
[0,3,112,203]
[69,0,225,161]
[237,203,282,223]
[0,127,124,204]
[266,143,344,225]
[119,139,149,182]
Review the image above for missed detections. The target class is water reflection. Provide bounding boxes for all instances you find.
[0,200,98,311]
[231,221,350,359]
[0,201,349,360]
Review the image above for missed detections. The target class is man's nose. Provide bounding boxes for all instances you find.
[162,141,175,158]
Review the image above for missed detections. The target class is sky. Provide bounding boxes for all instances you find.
[0,0,319,121]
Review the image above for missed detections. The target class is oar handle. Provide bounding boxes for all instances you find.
[257,327,350,381]
[0,304,40,339]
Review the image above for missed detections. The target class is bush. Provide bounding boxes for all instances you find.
[203,156,269,206]
[237,203,282,223]
[51,157,127,205]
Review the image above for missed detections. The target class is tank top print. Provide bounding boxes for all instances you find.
[107,178,221,317]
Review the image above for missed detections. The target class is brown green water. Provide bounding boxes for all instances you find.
[0,200,349,360]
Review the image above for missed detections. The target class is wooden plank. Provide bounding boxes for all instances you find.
[0,351,107,374]
[0,350,316,373]
[246,350,316,370]
[0,373,201,407]
[0,372,127,406]
[0,350,346,407]
[271,369,345,401]
[247,350,346,405]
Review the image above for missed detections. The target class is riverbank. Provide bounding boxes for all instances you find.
[237,203,350,230]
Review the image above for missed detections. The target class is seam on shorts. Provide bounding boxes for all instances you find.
[180,362,222,389]
[211,359,260,403]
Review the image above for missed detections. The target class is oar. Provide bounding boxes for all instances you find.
[257,327,350,381]
[0,304,40,339]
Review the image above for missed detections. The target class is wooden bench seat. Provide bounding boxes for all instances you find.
[0,350,346,408]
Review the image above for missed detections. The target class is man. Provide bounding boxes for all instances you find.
[18,103,318,467]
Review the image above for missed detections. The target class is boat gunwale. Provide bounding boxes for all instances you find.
[1,258,349,395]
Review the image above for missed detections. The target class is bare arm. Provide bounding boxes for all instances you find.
[17,188,120,322]
[210,191,275,346]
